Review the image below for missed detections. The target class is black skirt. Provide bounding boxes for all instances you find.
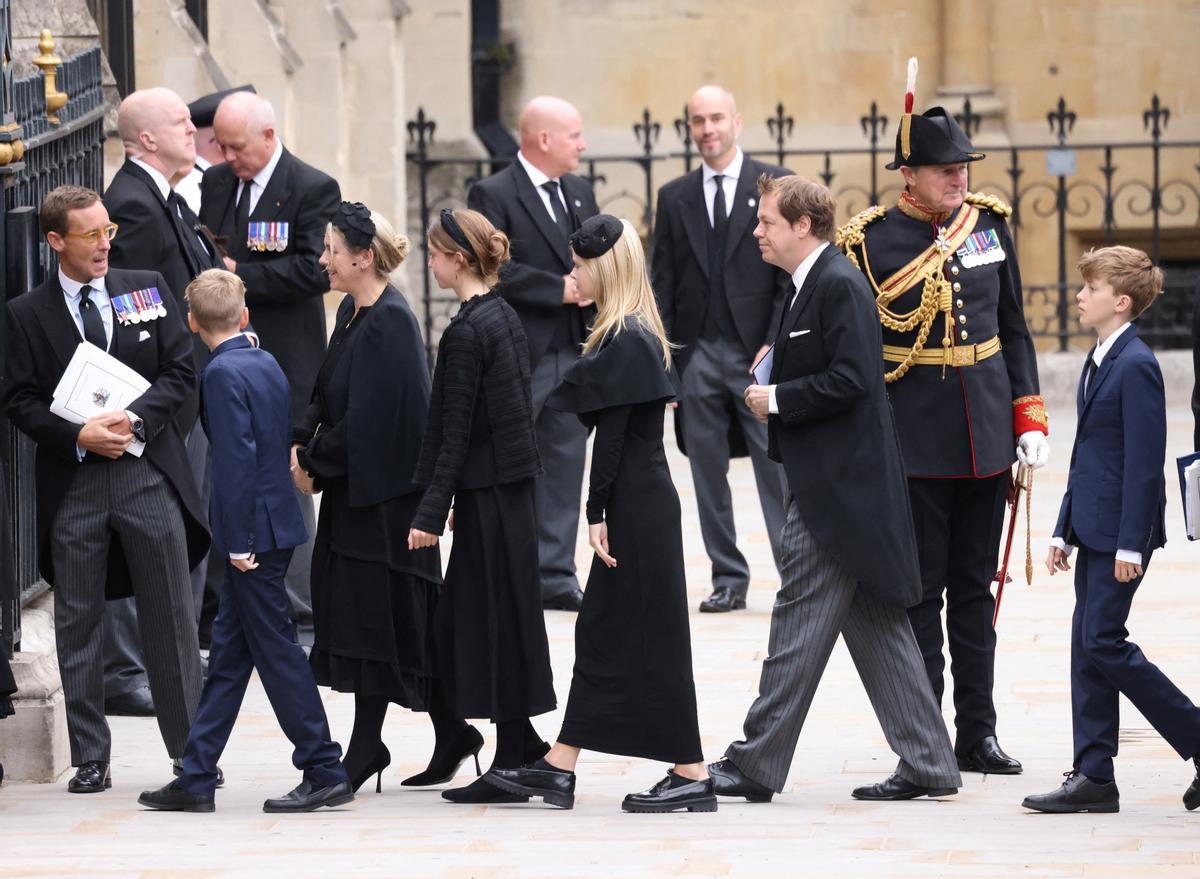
[309,482,443,709]
[557,407,703,764]
[436,479,556,722]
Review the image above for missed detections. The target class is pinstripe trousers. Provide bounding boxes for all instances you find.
[725,499,961,793]
[51,456,202,765]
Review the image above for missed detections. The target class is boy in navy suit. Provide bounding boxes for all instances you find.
[139,269,350,813]
[1023,246,1200,813]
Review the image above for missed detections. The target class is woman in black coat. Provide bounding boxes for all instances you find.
[408,208,556,805]
[292,203,471,793]
[484,216,715,813]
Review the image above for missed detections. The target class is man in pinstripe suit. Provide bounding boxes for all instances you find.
[708,175,961,802]
[2,187,207,793]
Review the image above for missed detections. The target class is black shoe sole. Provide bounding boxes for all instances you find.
[698,601,747,613]
[137,795,215,813]
[622,794,719,813]
[262,791,355,813]
[1021,798,1119,814]
[852,787,958,801]
[68,777,113,794]
[484,773,574,809]
[957,757,1023,775]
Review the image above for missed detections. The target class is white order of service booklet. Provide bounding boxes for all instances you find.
[49,341,149,457]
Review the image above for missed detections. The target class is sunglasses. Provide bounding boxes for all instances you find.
[63,223,119,246]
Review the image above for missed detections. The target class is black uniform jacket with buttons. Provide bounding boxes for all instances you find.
[1,268,210,599]
[857,203,1039,478]
[768,245,921,608]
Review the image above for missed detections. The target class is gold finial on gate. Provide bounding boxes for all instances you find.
[32,29,68,125]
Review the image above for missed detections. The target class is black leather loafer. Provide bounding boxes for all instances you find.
[699,588,747,613]
[484,764,576,809]
[173,758,225,789]
[104,686,155,717]
[1185,756,1200,811]
[441,775,529,804]
[68,761,111,794]
[1022,770,1119,813]
[542,589,585,612]
[263,779,354,813]
[622,772,718,813]
[957,735,1022,775]
[851,772,957,801]
[138,779,215,813]
[708,758,774,802]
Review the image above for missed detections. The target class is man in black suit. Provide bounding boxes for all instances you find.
[708,175,959,804]
[468,96,599,611]
[102,87,225,715]
[1,186,208,793]
[200,90,340,645]
[651,85,789,613]
[176,84,255,215]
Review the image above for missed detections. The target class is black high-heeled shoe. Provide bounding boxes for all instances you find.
[401,725,485,786]
[345,744,392,794]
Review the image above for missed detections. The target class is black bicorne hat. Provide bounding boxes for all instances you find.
[187,84,257,128]
[570,214,624,259]
[886,106,985,170]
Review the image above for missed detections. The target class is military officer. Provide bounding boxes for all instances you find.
[837,62,1050,776]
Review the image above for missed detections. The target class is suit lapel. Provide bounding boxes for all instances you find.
[1079,325,1138,422]
[211,171,239,240]
[722,161,759,263]
[250,149,292,222]
[105,270,146,359]
[769,247,836,384]
[511,161,571,270]
[559,175,591,229]
[678,170,710,278]
[34,278,85,370]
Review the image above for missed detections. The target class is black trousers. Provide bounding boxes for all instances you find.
[906,473,1008,752]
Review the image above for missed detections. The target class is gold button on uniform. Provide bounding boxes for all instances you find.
[960,330,969,341]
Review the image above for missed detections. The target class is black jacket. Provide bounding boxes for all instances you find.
[768,246,921,608]
[1,268,210,598]
[412,285,541,533]
[199,148,340,422]
[294,287,431,507]
[650,156,792,370]
[467,160,599,367]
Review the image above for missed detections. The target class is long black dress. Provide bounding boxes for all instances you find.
[546,321,703,763]
[296,288,443,708]
[411,287,556,723]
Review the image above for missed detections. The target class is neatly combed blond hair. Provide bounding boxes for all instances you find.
[578,219,673,367]
[186,268,245,331]
[1077,245,1164,318]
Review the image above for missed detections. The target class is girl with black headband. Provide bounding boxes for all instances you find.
[408,208,557,805]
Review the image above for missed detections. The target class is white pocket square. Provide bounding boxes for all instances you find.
[788,329,811,339]
[138,330,151,342]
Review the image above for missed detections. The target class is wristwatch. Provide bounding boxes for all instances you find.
[125,410,146,442]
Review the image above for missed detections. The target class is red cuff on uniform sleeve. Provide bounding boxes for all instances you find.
[1013,395,1049,436]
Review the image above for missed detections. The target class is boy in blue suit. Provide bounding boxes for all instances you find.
[139,269,350,813]
[1023,246,1200,814]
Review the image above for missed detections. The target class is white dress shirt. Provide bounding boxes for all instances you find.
[1050,320,1141,565]
[236,139,284,216]
[702,148,743,227]
[767,242,831,414]
[59,268,113,348]
[176,155,210,215]
[517,151,569,221]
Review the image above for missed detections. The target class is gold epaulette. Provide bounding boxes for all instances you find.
[963,191,1012,218]
[835,205,887,265]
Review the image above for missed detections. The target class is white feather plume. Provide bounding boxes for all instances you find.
[906,57,919,97]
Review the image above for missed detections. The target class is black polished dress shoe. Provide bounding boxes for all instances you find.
[622,772,718,813]
[484,763,576,809]
[138,779,215,813]
[708,758,774,802]
[699,588,747,613]
[957,735,1022,775]
[104,686,155,717]
[542,588,585,612]
[441,775,529,804]
[173,758,224,788]
[1022,770,1119,813]
[262,779,354,813]
[851,772,957,801]
[346,743,392,793]
[402,726,484,786]
[68,761,112,794]
[1185,756,1200,811]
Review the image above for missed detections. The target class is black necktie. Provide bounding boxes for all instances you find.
[1083,356,1098,398]
[541,180,571,238]
[168,191,209,274]
[78,285,107,350]
[712,174,728,234]
[234,181,252,244]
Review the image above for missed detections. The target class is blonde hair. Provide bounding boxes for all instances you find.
[327,211,411,279]
[579,219,673,367]
[427,208,511,286]
[1077,245,1164,318]
[186,268,245,331]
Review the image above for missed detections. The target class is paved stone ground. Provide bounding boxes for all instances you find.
[3,400,1199,879]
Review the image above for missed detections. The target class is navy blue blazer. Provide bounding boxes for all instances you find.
[1054,325,1167,555]
[201,335,308,555]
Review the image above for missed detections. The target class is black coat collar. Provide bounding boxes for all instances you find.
[510,160,572,271]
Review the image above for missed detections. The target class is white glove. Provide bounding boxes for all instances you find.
[1015,430,1050,470]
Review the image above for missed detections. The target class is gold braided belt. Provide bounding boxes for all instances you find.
[883,335,1001,368]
